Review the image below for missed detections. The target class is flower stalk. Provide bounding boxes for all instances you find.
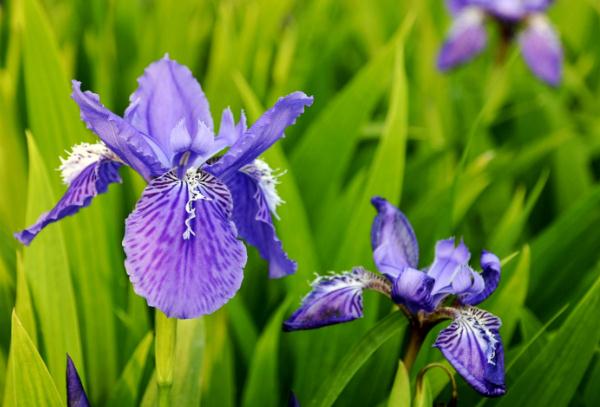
[155,311,177,407]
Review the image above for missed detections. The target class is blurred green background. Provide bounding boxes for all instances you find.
[1,0,600,406]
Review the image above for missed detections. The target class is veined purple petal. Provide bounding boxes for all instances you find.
[370,196,419,279]
[438,7,487,71]
[15,143,122,245]
[227,162,296,278]
[207,92,313,182]
[283,267,391,331]
[519,14,563,86]
[428,238,471,299]
[123,169,247,319]
[71,81,168,180]
[434,307,506,397]
[460,251,501,305]
[124,55,214,159]
[67,355,90,407]
[391,267,435,313]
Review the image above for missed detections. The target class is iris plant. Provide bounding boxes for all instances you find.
[438,0,563,86]
[67,355,89,407]
[15,55,313,319]
[284,197,505,397]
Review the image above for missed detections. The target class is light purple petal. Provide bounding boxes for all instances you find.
[124,55,213,159]
[428,238,471,298]
[486,0,526,20]
[15,146,122,245]
[391,267,435,313]
[67,355,90,407]
[227,168,296,279]
[523,0,554,12]
[216,108,245,147]
[434,307,506,397]
[519,14,563,86]
[446,0,474,15]
[460,251,501,305]
[71,81,168,180]
[370,196,419,279]
[283,267,391,331]
[123,169,247,319]
[207,92,313,182]
[438,7,487,71]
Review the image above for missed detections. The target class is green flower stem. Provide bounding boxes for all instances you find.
[402,326,426,372]
[155,310,177,407]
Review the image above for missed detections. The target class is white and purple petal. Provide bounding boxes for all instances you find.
[519,14,563,86]
[283,267,391,331]
[434,307,506,397]
[227,163,296,279]
[15,143,122,245]
[123,169,247,319]
[370,196,419,279]
[391,268,435,313]
[124,55,214,158]
[71,81,168,180]
[208,92,313,182]
[460,251,501,305]
[438,7,488,71]
[67,355,90,407]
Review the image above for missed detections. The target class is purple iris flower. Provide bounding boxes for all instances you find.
[15,55,313,319]
[284,197,505,397]
[67,355,90,407]
[438,0,563,86]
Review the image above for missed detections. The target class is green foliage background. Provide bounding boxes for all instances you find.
[1,0,600,406]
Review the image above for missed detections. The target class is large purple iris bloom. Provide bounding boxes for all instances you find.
[15,55,313,319]
[284,197,505,397]
[438,0,563,86]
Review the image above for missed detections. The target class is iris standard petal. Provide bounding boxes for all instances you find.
[434,307,506,397]
[391,267,435,313]
[460,251,501,305]
[207,92,313,182]
[437,7,487,71]
[519,14,563,86]
[428,238,471,294]
[370,196,419,279]
[67,355,90,407]
[446,0,474,15]
[283,267,391,331]
[124,55,214,158]
[15,143,122,245]
[123,169,247,319]
[227,165,296,278]
[523,0,554,12]
[72,81,167,179]
[216,108,244,146]
[485,0,526,20]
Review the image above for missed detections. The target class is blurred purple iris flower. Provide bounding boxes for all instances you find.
[284,197,505,397]
[15,55,313,319]
[438,0,563,86]
[67,355,90,407]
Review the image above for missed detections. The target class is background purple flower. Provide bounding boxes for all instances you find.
[438,0,563,85]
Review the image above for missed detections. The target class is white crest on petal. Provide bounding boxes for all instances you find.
[59,142,119,185]
[242,159,285,219]
[452,306,500,365]
[182,168,212,240]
